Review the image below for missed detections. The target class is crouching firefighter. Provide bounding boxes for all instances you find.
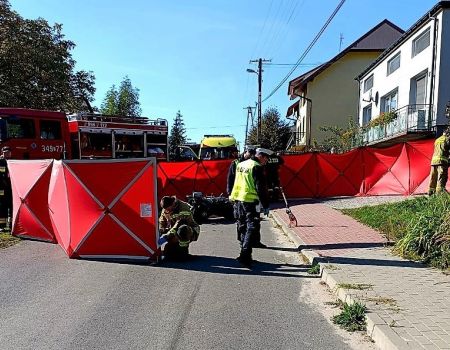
[158,196,200,261]
[229,147,272,268]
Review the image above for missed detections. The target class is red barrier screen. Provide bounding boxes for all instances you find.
[157,139,442,198]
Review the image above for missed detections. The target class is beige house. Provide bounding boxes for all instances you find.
[286,20,404,150]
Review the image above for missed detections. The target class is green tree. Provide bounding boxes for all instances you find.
[247,107,291,151]
[168,111,187,159]
[100,76,141,117]
[0,0,95,111]
[319,117,363,153]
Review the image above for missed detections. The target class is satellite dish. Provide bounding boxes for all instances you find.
[373,91,379,106]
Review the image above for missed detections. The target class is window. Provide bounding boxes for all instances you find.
[363,105,372,125]
[387,52,401,75]
[412,27,430,57]
[39,120,62,140]
[7,117,35,139]
[381,89,398,112]
[363,75,373,93]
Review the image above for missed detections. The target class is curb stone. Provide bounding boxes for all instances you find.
[270,212,412,350]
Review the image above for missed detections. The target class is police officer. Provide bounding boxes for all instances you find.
[0,146,12,230]
[158,195,200,261]
[229,147,272,267]
[428,128,450,195]
[227,146,256,244]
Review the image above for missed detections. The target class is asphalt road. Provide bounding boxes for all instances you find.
[0,217,361,350]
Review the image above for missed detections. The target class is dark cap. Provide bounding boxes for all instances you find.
[160,195,176,209]
[245,145,256,155]
[1,146,11,152]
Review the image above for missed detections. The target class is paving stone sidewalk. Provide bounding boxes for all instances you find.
[271,200,450,350]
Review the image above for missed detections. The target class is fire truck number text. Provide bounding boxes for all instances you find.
[41,145,64,153]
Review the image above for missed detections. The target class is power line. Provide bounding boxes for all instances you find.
[185,125,246,130]
[262,0,346,103]
[250,0,274,59]
[265,62,322,66]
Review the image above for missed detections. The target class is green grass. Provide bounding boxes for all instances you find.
[0,232,20,249]
[307,263,320,275]
[342,194,450,269]
[332,301,367,332]
[337,283,373,290]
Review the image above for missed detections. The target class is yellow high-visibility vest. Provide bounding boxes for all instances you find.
[229,159,259,202]
[431,135,449,165]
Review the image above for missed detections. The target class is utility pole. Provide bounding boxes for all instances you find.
[243,106,255,146]
[248,58,271,144]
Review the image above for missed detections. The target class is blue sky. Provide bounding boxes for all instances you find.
[10,0,440,147]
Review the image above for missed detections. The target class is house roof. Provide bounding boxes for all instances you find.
[288,19,404,97]
[356,1,450,80]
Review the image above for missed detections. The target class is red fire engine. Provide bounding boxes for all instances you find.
[0,108,168,160]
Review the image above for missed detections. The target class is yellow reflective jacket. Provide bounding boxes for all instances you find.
[229,159,259,202]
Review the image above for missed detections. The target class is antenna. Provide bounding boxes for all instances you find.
[339,33,344,52]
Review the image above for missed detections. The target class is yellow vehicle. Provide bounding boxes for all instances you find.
[199,135,238,160]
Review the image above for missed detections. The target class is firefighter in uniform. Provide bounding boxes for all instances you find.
[158,196,200,261]
[428,128,450,195]
[0,146,12,230]
[229,147,272,267]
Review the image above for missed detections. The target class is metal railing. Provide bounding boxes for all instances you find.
[362,104,435,144]
[286,131,306,150]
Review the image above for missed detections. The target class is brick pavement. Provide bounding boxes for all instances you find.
[271,202,450,350]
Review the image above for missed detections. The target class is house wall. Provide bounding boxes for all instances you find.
[304,51,380,144]
[436,9,450,131]
[358,10,450,131]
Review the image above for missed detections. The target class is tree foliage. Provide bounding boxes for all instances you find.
[318,117,362,153]
[100,76,142,117]
[168,111,187,159]
[246,107,291,151]
[0,0,95,111]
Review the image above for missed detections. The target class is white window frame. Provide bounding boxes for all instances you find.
[381,89,398,112]
[387,52,401,76]
[363,75,373,93]
[412,27,430,57]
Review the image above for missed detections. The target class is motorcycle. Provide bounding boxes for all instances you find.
[186,192,234,223]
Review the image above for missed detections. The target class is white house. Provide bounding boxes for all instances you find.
[357,1,450,146]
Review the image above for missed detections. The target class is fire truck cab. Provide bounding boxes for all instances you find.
[0,108,70,159]
[68,113,168,161]
[0,108,169,161]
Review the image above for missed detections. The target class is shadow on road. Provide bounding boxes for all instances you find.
[315,255,427,269]
[157,254,317,278]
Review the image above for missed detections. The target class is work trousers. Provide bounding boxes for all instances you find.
[235,201,259,259]
[428,165,448,194]
[234,202,261,246]
[163,236,190,261]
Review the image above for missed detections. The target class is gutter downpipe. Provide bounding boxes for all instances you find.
[429,14,438,134]
[356,77,362,147]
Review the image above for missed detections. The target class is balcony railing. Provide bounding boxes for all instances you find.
[362,104,435,145]
[286,131,306,150]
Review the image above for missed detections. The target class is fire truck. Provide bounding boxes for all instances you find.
[0,108,168,160]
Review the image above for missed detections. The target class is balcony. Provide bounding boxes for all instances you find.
[362,104,435,147]
[286,131,306,151]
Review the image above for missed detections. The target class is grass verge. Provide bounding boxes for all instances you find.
[341,193,450,269]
